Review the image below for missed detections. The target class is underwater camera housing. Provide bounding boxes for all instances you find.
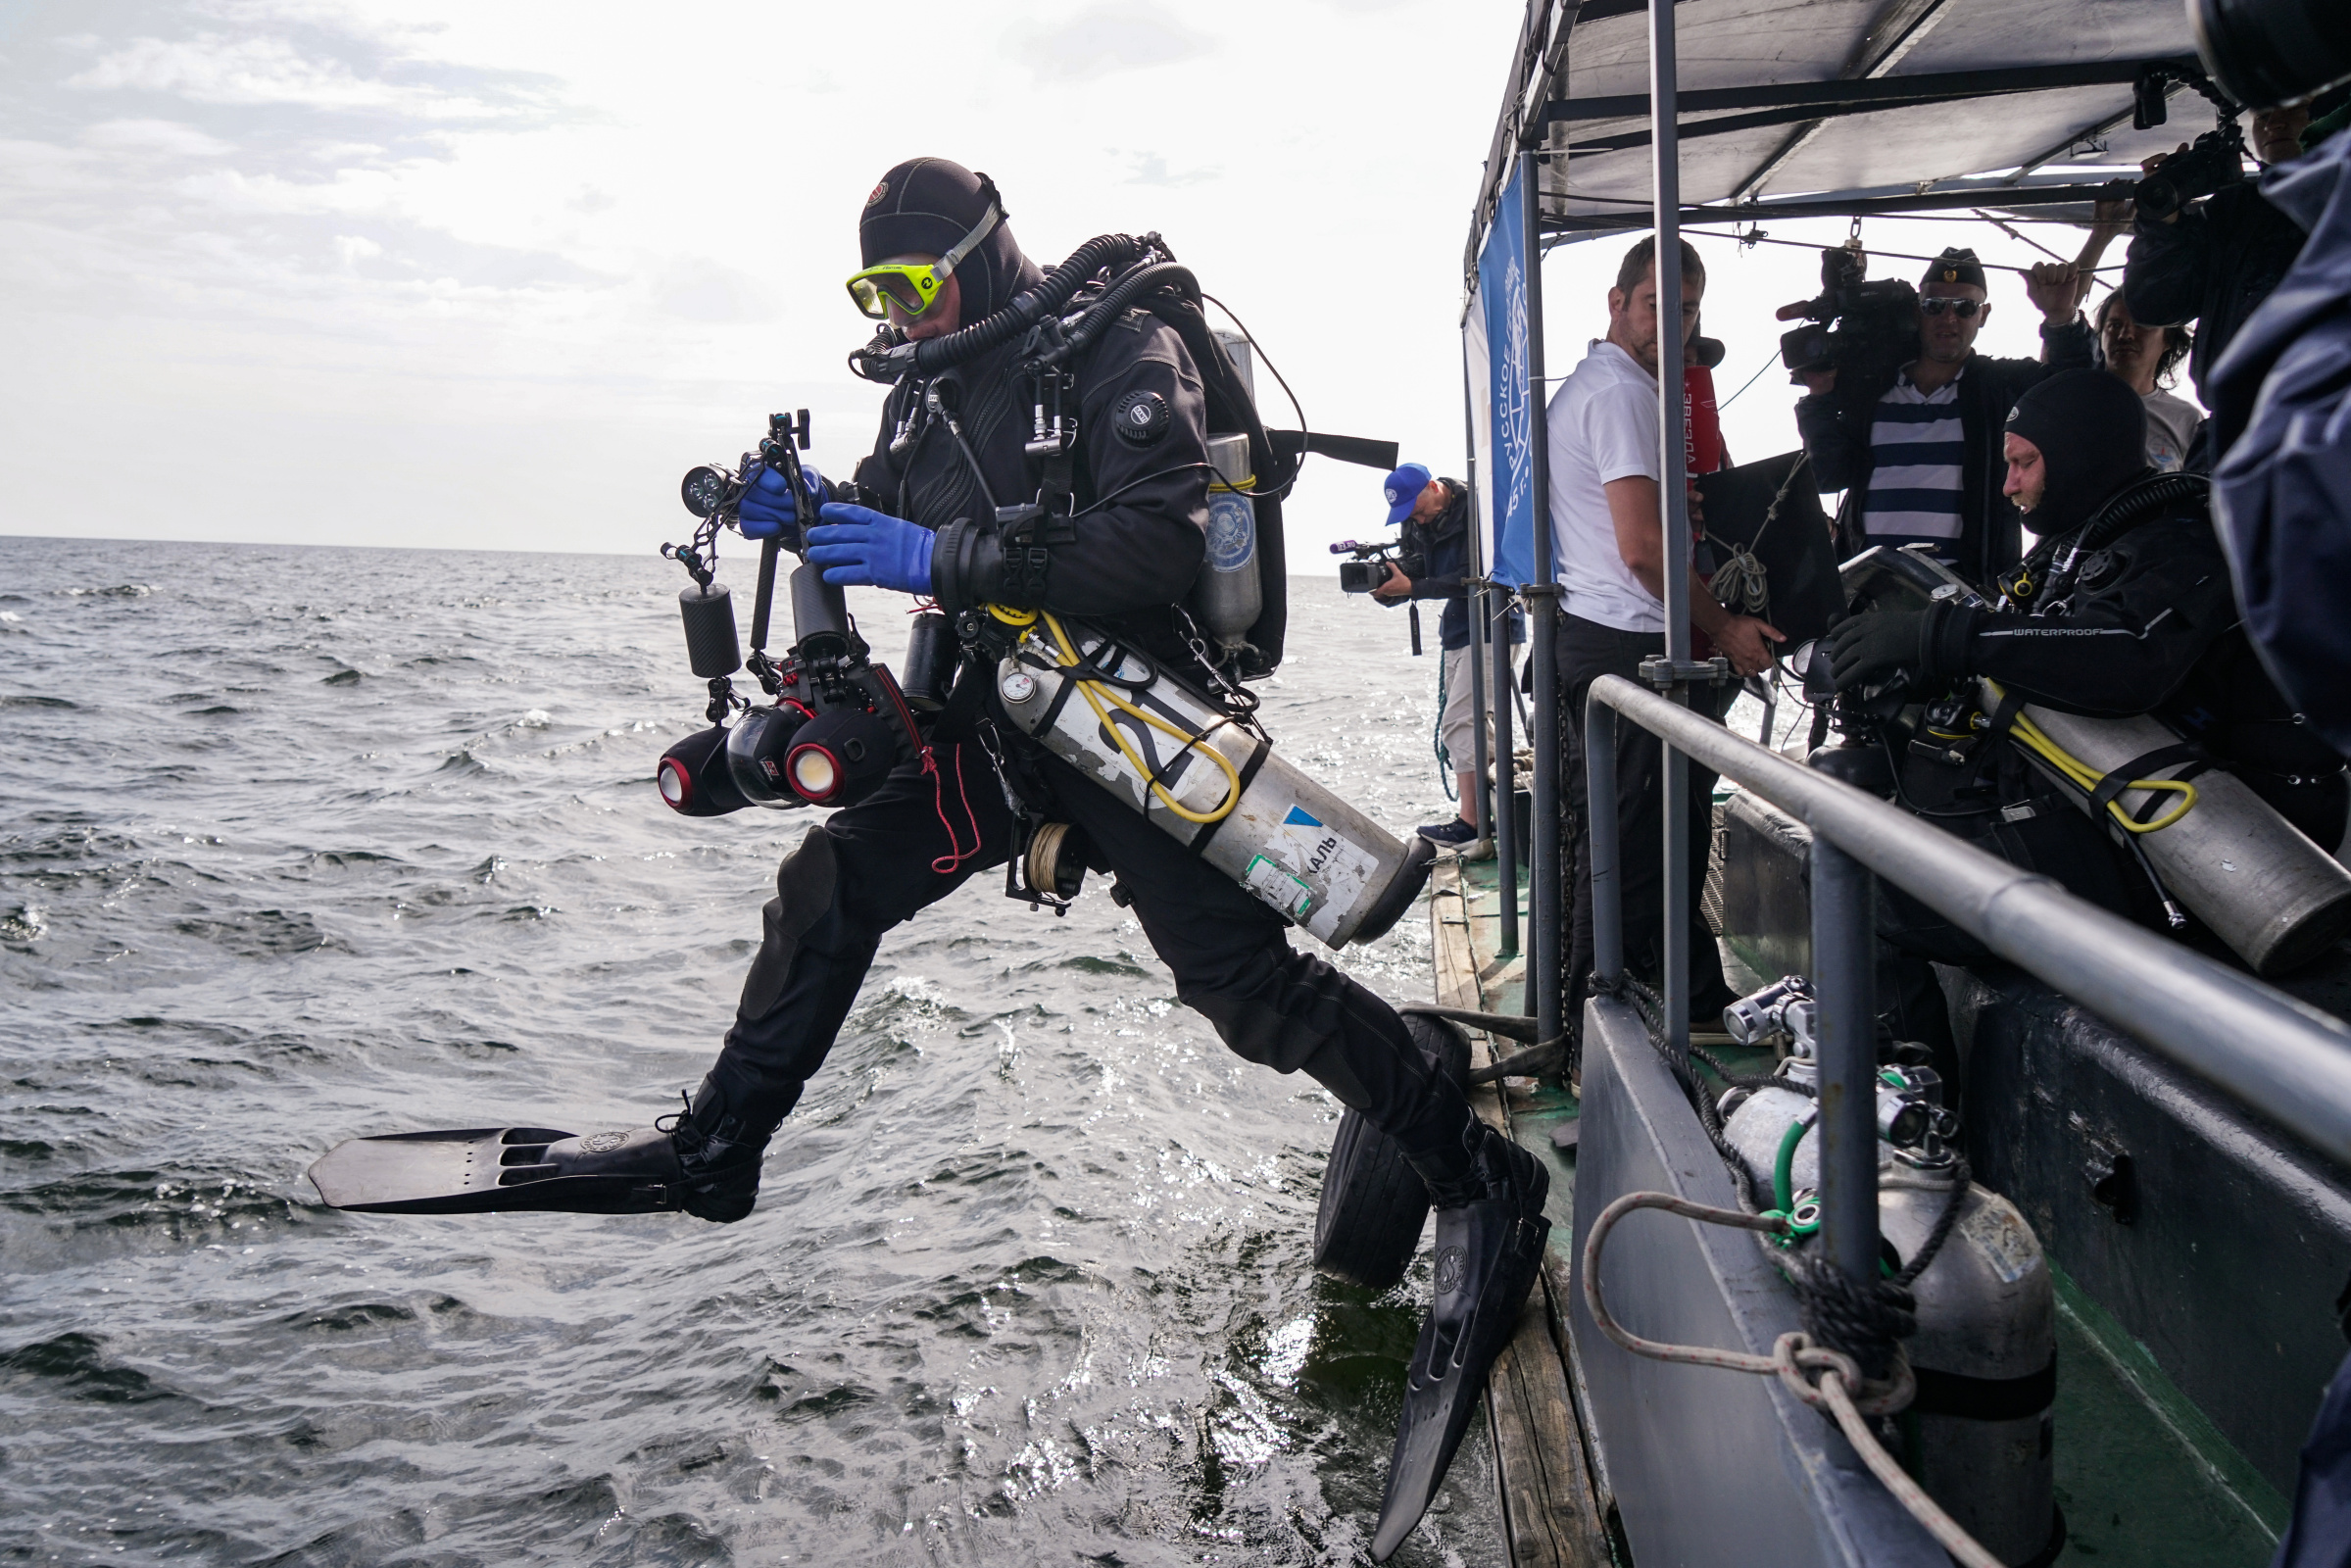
[1779,246,1920,383]
[657,412,927,817]
[1332,538,1403,595]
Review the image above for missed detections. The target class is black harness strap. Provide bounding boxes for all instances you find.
[2086,742,2208,820]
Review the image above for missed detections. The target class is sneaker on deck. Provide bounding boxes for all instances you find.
[1416,817,1480,847]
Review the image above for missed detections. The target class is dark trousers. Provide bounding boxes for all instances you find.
[1558,613,1734,1022]
[704,739,1482,1183]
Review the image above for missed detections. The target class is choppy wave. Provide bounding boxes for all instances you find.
[0,534,1495,1566]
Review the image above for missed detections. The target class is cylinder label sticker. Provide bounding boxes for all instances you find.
[1206,493,1255,572]
[1244,855,1314,920]
[1959,1200,2040,1285]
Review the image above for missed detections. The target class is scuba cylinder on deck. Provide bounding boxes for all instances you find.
[1716,981,2059,1568]
[1190,432,1261,652]
[994,613,1434,949]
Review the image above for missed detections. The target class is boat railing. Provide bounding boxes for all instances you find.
[1583,670,2351,1292]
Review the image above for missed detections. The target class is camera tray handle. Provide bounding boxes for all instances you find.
[747,410,815,663]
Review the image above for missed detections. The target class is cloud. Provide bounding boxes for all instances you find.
[1124,151,1219,187]
[1002,4,1214,82]
[657,260,777,324]
[68,31,548,122]
[80,119,237,158]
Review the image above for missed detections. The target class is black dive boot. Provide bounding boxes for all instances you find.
[664,1075,773,1225]
[1371,1120,1551,1561]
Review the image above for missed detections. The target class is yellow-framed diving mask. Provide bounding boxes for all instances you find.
[845,199,1002,321]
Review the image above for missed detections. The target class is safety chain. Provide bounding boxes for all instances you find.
[1583,1191,2004,1568]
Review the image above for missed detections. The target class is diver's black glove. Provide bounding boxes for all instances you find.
[1828,602,1979,693]
[1829,610,1926,691]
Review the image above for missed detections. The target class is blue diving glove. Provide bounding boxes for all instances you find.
[737,463,826,542]
[806,503,934,595]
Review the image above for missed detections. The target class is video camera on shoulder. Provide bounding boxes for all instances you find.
[2134,127,2248,220]
[1331,538,1402,595]
[1779,245,1919,385]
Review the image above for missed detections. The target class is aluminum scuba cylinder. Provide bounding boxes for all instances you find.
[1984,695,2351,976]
[1190,432,1262,652]
[1721,1064,2057,1567]
[1840,543,2351,977]
[993,616,1434,949]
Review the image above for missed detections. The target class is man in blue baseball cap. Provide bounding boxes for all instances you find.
[1369,463,1519,847]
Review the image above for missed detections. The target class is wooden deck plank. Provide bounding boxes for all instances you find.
[1427,858,1612,1566]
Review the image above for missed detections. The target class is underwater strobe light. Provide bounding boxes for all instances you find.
[781,707,894,807]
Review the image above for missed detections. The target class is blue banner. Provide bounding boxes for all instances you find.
[1477,164,1536,589]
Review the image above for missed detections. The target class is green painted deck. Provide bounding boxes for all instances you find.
[1425,850,2289,1566]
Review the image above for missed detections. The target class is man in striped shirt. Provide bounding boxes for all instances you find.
[1795,248,2094,586]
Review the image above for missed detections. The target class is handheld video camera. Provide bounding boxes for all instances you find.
[2134,127,2248,221]
[654,412,936,819]
[1332,538,1403,595]
[1779,246,1920,386]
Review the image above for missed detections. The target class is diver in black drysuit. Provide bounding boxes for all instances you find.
[1828,368,2347,1056]
[669,159,1545,1559]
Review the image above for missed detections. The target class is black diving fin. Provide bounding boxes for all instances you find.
[306,1125,685,1215]
[1371,1130,1551,1561]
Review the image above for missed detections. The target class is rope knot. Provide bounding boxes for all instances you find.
[1770,1331,1915,1416]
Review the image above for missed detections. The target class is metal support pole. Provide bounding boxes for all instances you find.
[1650,0,1694,1060]
[1520,151,1564,1048]
[1492,592,1521,956]
[1810,835,1884,1354]
[1460,346,1494,845]
[1586,698,1622,988]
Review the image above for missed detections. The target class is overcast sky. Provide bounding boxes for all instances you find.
[0,1,2126,564]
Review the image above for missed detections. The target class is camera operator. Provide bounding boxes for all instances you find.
[1553,235,1784,1029]
[2122,105,2324,416]
[1368,462,1520,847]
[2093,292,2202,471]
[1792,248,2095,586]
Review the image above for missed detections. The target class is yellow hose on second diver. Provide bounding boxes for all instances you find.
[1026,611,1242,826]
[1983,680,2197,834]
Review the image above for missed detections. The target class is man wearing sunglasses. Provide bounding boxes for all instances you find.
[1792,247,2094,589]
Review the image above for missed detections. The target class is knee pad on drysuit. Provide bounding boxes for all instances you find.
[735,827,839,1023]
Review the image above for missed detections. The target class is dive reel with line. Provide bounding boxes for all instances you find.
[655,411,929,817]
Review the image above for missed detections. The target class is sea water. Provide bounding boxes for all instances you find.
[0,536,1503,1568]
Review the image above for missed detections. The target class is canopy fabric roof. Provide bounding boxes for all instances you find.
[1512,0,2208,238]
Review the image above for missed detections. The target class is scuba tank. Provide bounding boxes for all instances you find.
[1978,698,2351,974]
[1717,992,2059,1568]
[994,614,1434,949]
[1839,543,2351,976]
[1190,432,1262,653]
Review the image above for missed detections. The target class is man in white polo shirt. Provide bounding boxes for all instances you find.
[1551,235,1783,1025]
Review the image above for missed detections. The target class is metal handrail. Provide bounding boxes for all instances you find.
[1586,673,2351,1166]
